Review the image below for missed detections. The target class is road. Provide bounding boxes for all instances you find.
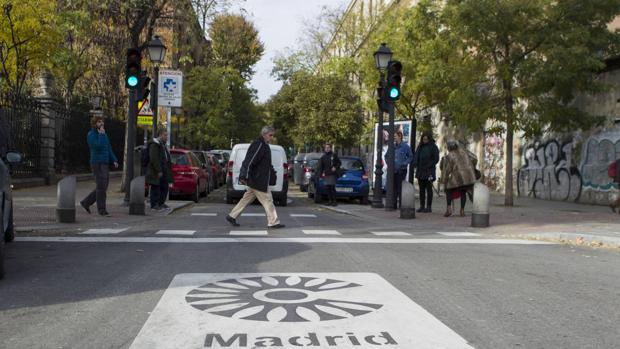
[1,187,619,349]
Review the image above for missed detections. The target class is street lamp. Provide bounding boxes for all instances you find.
[371,43,392,209]
[147,35,167,138]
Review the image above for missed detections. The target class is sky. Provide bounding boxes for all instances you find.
[233,0,349,103]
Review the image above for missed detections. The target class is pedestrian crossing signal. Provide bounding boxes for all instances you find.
[386,60,402,101]
[125,48,141,89]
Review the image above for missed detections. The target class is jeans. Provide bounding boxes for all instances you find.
[326,185,336,203]
[81,163,110,213]
[418,179,434,209]
[393,169,407,208]
[150,174,169,208]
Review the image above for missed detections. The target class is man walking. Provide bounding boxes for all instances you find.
[317,143,341,206]
[146,128,173,211]
[226,126,285,229]
[80,116,118,216]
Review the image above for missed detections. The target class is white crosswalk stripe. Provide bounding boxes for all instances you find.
[290,214,317,218]
[191,213,217,217]
[229,230,268,236]
[155,230,196,236]
[371,231,411,236]
[241,213,265,217]
[302,230,341,235]
[438,232,481,237]
[80,228,129,235]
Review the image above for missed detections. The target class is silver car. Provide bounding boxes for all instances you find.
[1,151,22,279]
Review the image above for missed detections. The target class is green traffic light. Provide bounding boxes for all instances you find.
[389,87,400,99]
[127,76,139,87]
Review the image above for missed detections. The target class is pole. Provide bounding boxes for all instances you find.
[371,74,385,208]
[166,107,172,148]
[152,65,159,137]
[124,88,138,204]
[385,101,396,211]
[143,125,148,145]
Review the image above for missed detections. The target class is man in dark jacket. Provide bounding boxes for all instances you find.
[391,131,413,208]
[226,126,285,229]
[146,128,173,211]
[413,132,440,213]
[80,116,118,216]
[317,143,341,206]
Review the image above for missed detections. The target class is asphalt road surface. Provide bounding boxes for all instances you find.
[1,188,619,349]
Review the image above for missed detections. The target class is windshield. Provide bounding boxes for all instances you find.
[341,158,364,171]
[171,153,189,166]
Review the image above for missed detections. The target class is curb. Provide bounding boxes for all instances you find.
[513,232,620,249]
[317,204,361,217]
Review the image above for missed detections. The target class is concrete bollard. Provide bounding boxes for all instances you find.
[56,176,76,223]
[471,181,490,227]
[129,176,146,215]
[400,180,416,219]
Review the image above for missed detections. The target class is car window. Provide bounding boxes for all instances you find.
[171,153,189,165]
[188,153,201,166]
[193,152,206,164]
[341,159,364,171]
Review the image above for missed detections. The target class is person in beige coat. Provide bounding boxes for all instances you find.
[441,140,477,217]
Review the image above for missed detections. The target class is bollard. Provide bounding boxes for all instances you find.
[400,180,416,219]
[56,176,76,223]
[471,181,490,227]
[129,176,146,215]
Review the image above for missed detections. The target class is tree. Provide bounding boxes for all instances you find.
[0,0,60,95]
[439,0,620,206]
[208,13,264,80]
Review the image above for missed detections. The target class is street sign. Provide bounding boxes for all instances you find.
[158,69,183,107]
[137,116,153,126]
[138,98,153,116]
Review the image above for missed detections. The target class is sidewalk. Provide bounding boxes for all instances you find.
[319,193,620,249]
[12,177,192,233]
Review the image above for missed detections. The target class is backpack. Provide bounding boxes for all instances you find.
[141,144,150,168]
[608,161,617,179]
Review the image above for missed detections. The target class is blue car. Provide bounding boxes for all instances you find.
[308,156,370,205]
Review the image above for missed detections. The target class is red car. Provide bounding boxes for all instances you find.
[169,149,209,202]
[207,153,225,187]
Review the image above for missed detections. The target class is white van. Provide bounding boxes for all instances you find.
[226,143,289,206]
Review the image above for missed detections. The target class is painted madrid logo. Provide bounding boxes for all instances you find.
[185,275,383,322]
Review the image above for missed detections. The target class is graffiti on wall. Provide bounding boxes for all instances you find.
[483,135,505,191]
[580,131,620,192]
[517,139,582,202]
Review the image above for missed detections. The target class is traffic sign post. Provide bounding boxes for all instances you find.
[158,69,183,107]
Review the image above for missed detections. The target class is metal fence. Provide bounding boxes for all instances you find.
[0,93,42,178]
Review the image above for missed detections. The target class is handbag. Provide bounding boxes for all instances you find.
[269,166,277,185]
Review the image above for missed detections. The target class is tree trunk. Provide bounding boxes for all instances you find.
[503,78,514,207]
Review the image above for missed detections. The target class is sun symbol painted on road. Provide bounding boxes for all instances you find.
[185,275,383,322]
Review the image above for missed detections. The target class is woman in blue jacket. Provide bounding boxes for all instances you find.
[80,116,118,216]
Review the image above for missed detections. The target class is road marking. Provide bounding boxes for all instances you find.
[438,232,482,237]
[80,228,128,235]
[229,230,268,236]
[155,230,196,236]
[371,231,411,236]
[191,213,217,217]
[241,213,266,217]
[303,229,341,235]
[290,214,317,218]
[16,237,555,245]
[130,273,475,349]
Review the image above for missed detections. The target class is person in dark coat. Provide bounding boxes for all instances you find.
[146,128,173,211]
[317,143,342,206]
[441,140,476,217]
[413,132,440,213]
[80,116,118,216]
[226,126,285,229]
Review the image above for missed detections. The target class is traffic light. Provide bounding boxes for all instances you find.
[125,48,141,89]
[138,72,151,102]
[385,60,402,101]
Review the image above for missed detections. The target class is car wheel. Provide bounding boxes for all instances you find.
[360,196,369,205]
[277,197,288,207]
[5,206,15,242]
[192,185,200,203]
[307,182,315,198]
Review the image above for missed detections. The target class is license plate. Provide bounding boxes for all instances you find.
[335,187,353,193]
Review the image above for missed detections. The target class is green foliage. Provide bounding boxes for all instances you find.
[209,13,264,80]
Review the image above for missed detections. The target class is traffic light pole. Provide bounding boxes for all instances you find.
[385,101,396,211]
[371,75,385,209]
[124,88,138,204]
[151,65,159,137]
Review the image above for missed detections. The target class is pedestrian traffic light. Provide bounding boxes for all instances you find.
[125,48,141,89]
[138,72,151,102]
[385,60,402,101]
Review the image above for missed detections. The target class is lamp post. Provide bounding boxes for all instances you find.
[371,43,392,209]
[147,35,167,138]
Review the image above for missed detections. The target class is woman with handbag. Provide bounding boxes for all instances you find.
[317,143,342,206]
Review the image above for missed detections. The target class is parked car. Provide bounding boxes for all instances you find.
[1,151,22,279]
[207,151,228,184]
[192,150,215,193]
[206,153,225,187]
[293,153,306,185]
[300,152,322,192]
[308,156,369,205]
[169,149,209,202]
[226,143,289,206]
